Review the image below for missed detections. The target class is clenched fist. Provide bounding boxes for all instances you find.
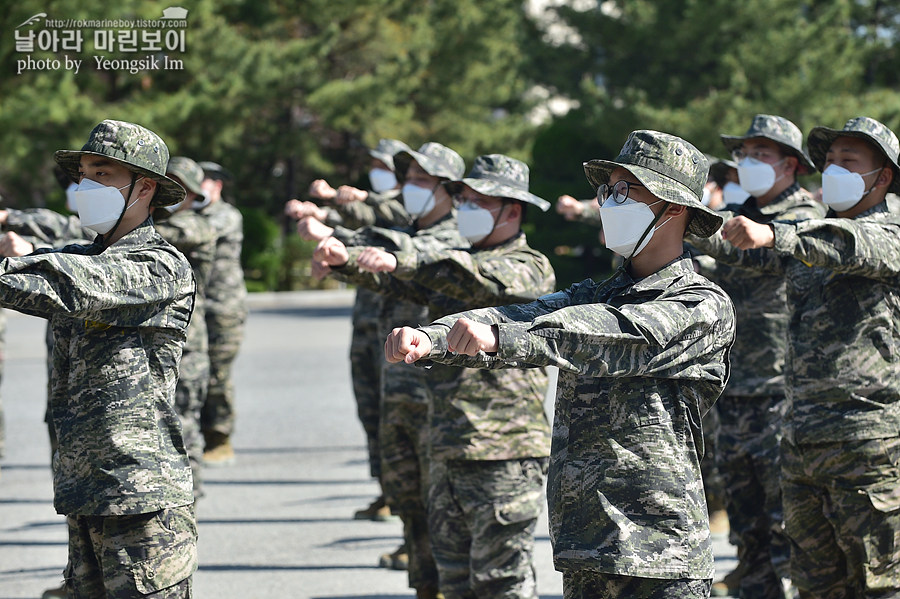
[385,327,434,364]
[721,215,775,250]
[447,318,498,356]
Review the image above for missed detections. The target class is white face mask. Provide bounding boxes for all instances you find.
[402,182,436,217]
[701,187,712,206]
[457,201,505,244]
[74,177,142,235]
[599,194,670,258]
[65,182,79,212]
[369,168,397,193]
[821,164,882,212]
[737,157,785,197]
[722,181,751,205]
[162,200,184,214]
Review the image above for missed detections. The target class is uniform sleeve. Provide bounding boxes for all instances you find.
[331,245,432,305]
[395,247,555,307]
[0,249,193,327]
[578,199,603,227]
[492,286,734,379]
[5,208,93,246]
[333,193,410,230]
[772,217,900,280]
[686,224,788,275]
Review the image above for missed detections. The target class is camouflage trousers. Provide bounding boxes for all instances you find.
[201,319,244,437]
[175,349,209,498]
[350,319,383,480]
[716,394,790,599]
[562,571,712,599]
[379,361,437,591]
[63,504,197,598]
[427,457,548,599]
[701,403,725,513]
[782,436,900,599]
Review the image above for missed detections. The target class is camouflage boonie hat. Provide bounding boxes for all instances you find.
[720,114,815,174]
[394,142,465,182]
[584,130,723,238]
[55,120,185,206]
[198,161,232,182]
[368,139,410,173]
[444,154,551,211]
[807,117,900,194]
[166,156,205,196]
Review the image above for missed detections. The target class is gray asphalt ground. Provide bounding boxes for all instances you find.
[0,289,736,598]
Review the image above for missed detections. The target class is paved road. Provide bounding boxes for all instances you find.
[0,290,736,598]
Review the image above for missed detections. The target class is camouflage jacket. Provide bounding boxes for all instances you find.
[325,188,411,232]
[198,200,247,327]
[327,189,410,326]
[417,255,735,579]
[155,209,216,355]
[339,233,555,461]
[0,218,195,515]
[690,197,900,443]
[687,183,825,397]
[4,208,93,248]
[332,214,467,405]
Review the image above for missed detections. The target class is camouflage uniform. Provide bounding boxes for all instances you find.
[688,114,826,599]
[158,156,218,499]
[342,155,556,598]
[331,141,467,595]
[198,196,247,447]
[326,139,411,486]
[704,118,900,598]
[0,309,4,465]
[23,120,198,596]
[0,208,94,455]
[411,132,735,597]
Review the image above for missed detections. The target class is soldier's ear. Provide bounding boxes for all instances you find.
[136,177,158,201]
[875,165,894,189]
[664,203,687,217]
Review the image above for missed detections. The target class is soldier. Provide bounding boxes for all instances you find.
[286,139,411,521]
[707,116,900,599]
[386,130,735,599]
[313,142,467,598]
[197,161,247,466]
[0,120,197,596]
[158,156,217,499]
[316,154,555,598]
[688,114,826,599]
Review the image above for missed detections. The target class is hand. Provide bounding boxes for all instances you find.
[335,186,368,205]
[310,259,332,281]
[447,318,498,356]
[313,236,349,267]
[296,216,334,242]
[721,215,775,250]
[0,209,8,225]
[357,247,397,273]
[285,199,327,221]
[308,179,337,201]
[556,195,585,221]
[385,326,433,364]
[0,231,34,257]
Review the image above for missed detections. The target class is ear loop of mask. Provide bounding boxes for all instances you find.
[861,163,887,198]
[621,200,671,270]
[101,174,143,246]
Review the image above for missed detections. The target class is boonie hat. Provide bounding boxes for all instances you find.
[720,114,815,174]
[55,120,185,206]
[394,142,465,182]
[444,154,550,211]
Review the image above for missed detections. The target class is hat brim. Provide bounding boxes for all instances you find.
[394,150,456,181]
[584,159,724,238]
[807,127,900,194]
[444,179,550,212]
[368,149,395,172]
[720,134,816,174]
[55,150,186,206]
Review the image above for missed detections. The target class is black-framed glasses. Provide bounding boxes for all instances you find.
[598,180,645,204]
